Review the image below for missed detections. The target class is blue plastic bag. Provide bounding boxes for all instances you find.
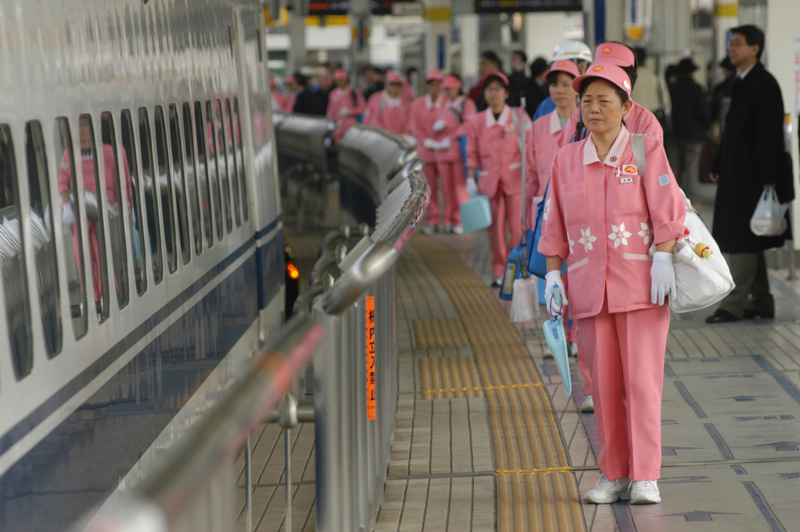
[542,285,572,396]
[527,182,567,279]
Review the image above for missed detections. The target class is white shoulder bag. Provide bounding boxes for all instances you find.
[631,134,735,312]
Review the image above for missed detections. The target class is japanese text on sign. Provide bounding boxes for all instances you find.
[366,296,376,420]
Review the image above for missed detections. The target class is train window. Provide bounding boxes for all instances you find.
[78,115,111,321]
[224,99,241,228]
[168,105,190,265]
[138,108,163,284]
[214,99,233,234]
[204,100,225,242]
[182,103,202,256]
[233,98,249,222]
[154,106,177,273]
[100,113,130,309]
[121,110,147,295]
[1,125,34,378]
[25,121,62,358]
[195,102,216,248]
[55,118,89,339]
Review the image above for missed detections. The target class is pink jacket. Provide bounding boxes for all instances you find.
[410,94,447,163]
[556,100,663,149]
[363,91,411,134]
[538,126,687,319]
[530,109,567,199]
[465,106,536,198]
[435,95,477,163]
[327,86,366,144]
[282,93,297,114]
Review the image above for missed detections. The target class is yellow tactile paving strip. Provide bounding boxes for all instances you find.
[419,356,484,399]
[413,235,586,532]
[413,317,471,349]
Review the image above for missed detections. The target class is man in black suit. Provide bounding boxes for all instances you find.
[667,57,711,191]
[706,25,790,323]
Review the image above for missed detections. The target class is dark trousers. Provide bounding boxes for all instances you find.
[718,251,774,318]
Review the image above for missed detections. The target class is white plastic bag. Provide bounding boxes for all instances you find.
[750,189,789,236]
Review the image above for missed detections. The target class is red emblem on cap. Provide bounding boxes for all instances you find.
[602,47,612,54]
[557,61,566,66]
[592,65,604,72]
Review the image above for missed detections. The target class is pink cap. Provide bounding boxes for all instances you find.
[544,60,581,80]
[425,70,444,82]
[481,71,510,88]
[594,42,635,67]
[269,77,277,88]
[443,75,462,89]
[285,75,296,84]
[385,71,404,84]
[333,68,348,80]
[572,62,632,96]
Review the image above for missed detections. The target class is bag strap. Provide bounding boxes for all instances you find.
[511,108,525,154]
[631,133,647,175]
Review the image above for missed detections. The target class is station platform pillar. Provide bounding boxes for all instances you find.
[288,10,306,74]
[423,0,451,74]
[458,13,479,86]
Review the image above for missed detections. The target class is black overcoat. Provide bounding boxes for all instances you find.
[711,62,789,253]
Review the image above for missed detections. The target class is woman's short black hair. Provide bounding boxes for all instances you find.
[577,77,629,106]
[483,74,509,91]
[546,70,576,86]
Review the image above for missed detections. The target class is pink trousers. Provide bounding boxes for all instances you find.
[578,299,669,481]
[436,161,469,227]
[488,191,523,278]
[423,163,440,226]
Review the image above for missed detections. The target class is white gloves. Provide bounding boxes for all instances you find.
[544,270,568,317]
[423,138,437,149]
[339,107,351,117]
[402,135,418,146]
[62,202,75,229]
[650,251,677,305]
[466,178,478,198]
[439,137,451,149]
[433,119,447,132]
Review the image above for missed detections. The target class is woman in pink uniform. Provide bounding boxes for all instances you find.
[327,69,366,145]
[363,72,411,135]
[282,76,298,114]
[410,70,448,233]
[556,43,663,148]
[465,72,535,286]
[539,63,687,505]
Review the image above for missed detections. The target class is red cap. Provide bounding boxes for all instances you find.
[594,42,635,67]
[481,70,509,88]
[385,72,404,84]
[572,63,632,96]
[425,70,444,82]
[443,75,462,89]
[333,68,348,80]
[544,60,581,80]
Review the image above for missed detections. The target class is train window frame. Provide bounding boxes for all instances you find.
[121,110,147,296]
[55,117,89,339]
[154,105,178,274]
[195,101,216,248]
[137,108,164,285]
[79,114,111,322]
[224,98,242,228]
[182,103,203,256]
[25,120,63,358]
[1,124,34,378]
[100,112,130,309]
[214,99,233,234]
[168,104,191,266]
[233,98,249,222]
[207,99,230,238]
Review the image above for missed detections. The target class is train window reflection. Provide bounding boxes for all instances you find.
[55,118,88,339]
[1,125,34,378]
[121,110,147,295]
[182,103,202,256]
[224,98,241,228]
[214,99,233,233]
[77,114,110,321]
[195,101,215,248]
[100,113,130,309]
[154,106,177,273]
[205,100,225,241]
[138,108,163,284]
[168,105,190,265]
[25,121,62,358]
[233,98,248,222]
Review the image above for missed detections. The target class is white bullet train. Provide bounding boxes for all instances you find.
[0,1,284,529]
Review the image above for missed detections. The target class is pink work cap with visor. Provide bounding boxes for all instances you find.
[425,70,444,82]
[385,72,404,84]
[333,69,348,80]
[481,70,509,88]
[442,75,462,89]
[544,60,581,80]
[572,63,632,97]
[594,42,635,67]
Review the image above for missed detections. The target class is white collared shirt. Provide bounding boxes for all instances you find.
[485,105,511,128]
[739,63,756,79]
[425,93,445,109]
[583,125,631,167]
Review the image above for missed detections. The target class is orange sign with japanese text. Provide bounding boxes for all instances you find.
[366,296,376,420]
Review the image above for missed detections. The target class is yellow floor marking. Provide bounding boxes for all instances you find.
[419,357,485,399]
[412,318,470,349]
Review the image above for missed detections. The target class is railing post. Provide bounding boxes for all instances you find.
[246,434,253,532]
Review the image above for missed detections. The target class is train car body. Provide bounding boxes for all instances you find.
[0,1,283,529]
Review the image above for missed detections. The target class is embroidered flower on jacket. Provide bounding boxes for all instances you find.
[568,231,575,254]
[638,222,651,245]
[579,227,597,252]
[608,223,632,248]
[543,197,552,221]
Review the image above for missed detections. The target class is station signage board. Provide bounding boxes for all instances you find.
[308,0,417,16]
[475,0,581,14]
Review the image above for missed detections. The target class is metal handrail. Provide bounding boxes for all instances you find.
[321,169,430,316]
[77,315,324,532]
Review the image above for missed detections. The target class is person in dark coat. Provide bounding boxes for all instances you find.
[667,58,711,191]
[291,73,320,115]
[467,51,502,112]
[362,66,385,103]
[507,50,529,108]
[706,25,789,323]
[522,57,549,118]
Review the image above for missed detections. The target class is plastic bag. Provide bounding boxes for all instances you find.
[750,189,789,236]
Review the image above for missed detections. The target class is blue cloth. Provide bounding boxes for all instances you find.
[533,96,555,121]
[459,136,468,171]
[526,182,567,279]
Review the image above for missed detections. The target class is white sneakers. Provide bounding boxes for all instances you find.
[630,480,661,504]
[580,394,594,413]
[421,224,435,235]
[583,473,631,504]
[583,475,661,505]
